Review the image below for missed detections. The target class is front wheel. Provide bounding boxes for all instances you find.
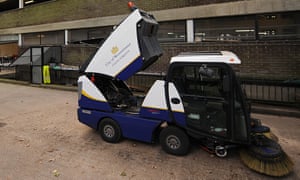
[99,118,122,143]
[159,126,190,156]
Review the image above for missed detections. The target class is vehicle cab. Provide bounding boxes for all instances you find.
[165,51,251,146]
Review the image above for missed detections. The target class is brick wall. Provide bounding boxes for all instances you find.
[146,41,300,80]
[61,45,97,66]
[0,43,18,57]
[0,0,244,29]
[63,40,299,81]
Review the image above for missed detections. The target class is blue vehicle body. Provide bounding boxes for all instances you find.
[78,108,162,143]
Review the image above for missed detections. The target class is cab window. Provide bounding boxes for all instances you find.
[169,64,230,137]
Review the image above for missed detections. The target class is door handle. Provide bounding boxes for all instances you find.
[171,98,180,104]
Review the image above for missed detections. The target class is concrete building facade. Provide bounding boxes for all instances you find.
[0,0,299,80]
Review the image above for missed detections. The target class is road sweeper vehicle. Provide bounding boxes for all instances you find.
[77,2,293,177]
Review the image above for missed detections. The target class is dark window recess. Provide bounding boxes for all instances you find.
[24,0,53,7]
[22,31,64,46]
[194,11,299,41]
[0,0,18,11]
[158,21,186,42]
[69,26,113,45]
[194,16,256,42]
[257,12,300,40]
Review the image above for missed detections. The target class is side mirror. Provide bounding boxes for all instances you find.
[222,75,230,92]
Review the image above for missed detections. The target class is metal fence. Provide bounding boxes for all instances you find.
[127,73,300,107]
[0,57,14,72]
[1,67,299,106]
[0,57,15,79]
[241,79,300,106]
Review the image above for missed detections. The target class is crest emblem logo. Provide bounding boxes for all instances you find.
[111,46,119,54]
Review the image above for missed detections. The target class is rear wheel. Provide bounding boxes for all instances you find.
[99,118,122,143]
[159,126,190,156]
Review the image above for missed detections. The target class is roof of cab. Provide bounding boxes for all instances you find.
[170,51,241,64]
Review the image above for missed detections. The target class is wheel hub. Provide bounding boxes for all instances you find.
[215,146,227,157]
[103,125,115,138]
[166,135,181,150]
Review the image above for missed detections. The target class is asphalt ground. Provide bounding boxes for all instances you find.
[0,82,299,179]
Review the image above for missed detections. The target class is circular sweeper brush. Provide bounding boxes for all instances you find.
[239,134,293,177]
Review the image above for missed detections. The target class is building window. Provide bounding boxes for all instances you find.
[22,31,64,46]
[22,33,40,45]
[0,1,18,11]
[0,35,18,43]
[24,0,53,7]
[41,31,64,45]
[194,16,256,42]
[257,12,300,40]
[69,26,113,44]
[194,11,299,42]
[158,21,186,42]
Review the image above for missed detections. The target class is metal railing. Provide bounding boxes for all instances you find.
[1,67,299,106]
[0,57,13,71]
[241,79,300,106]
[0,57,15,79]
[127,73,300,106]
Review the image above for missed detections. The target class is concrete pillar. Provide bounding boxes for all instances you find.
[19,0,24,9]
[64,29,68,45]
[18,34,22,46]
[186,19,194,43]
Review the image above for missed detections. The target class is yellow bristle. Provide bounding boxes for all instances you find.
[239,149,293,177]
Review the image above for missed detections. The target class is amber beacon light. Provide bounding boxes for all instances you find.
[128,1,137,11]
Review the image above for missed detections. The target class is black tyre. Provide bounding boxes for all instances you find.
[99,118,122,143]
[159,126,190,156]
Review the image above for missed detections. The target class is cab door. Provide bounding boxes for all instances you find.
[167,63,233,139]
